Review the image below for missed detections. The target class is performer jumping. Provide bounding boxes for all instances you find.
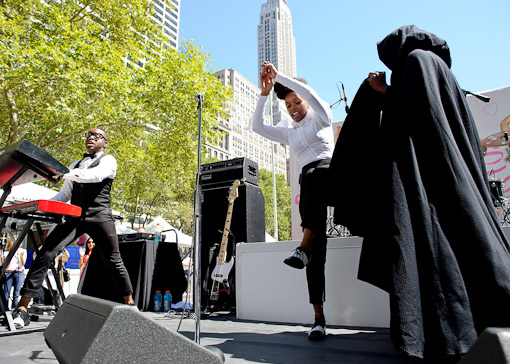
[252,62,334,340]
[13,127,134,328]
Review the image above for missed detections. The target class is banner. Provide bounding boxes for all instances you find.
[469,86,510,196]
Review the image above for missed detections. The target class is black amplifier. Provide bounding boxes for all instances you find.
[201,157,258,186]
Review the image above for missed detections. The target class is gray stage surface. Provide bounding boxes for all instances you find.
[0,310,429,364]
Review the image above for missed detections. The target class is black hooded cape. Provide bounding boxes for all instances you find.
[330,25,510,360]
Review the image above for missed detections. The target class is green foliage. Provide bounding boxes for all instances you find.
[202,156,221,165]
[258,168,291,241]
[0,0,232,234]
[0,0,160,151]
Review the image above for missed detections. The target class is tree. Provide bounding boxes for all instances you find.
[0,0,161,151]
[258,168,291,241]
[112,40,231,233]
[0,0,232,234]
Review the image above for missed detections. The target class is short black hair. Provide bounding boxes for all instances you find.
[274,77,308,100]
[95,127,108,141]
[274,82,293,100]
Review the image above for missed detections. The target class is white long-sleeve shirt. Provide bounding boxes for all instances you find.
[51,151,117,203]
[252,73,334,170]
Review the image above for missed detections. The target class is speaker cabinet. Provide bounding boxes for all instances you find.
[201,182,265,247]
[458,327,510,363]
[200,183,265,309]
[44,294,223,364]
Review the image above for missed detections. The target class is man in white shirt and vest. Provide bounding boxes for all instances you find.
[13,127,134,328]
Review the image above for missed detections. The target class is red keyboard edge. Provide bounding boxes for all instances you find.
[1,200,82,217]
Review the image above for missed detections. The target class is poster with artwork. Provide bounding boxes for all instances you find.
[468,86,510,205]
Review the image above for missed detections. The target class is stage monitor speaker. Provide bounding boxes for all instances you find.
[44,294,223,364]
[458,327,510,363]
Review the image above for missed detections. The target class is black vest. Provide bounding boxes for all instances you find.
[70,154,114,217]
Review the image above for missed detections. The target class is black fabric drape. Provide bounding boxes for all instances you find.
[330,25,510,360]
[330,80,384,237]
[81,240,187,311]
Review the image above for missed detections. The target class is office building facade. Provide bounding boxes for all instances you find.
[151,0,180,49]
[208,69,288,177]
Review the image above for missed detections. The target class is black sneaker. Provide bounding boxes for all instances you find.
[308,317,326,341]
[283,247,310,269]
[12,309,30,328]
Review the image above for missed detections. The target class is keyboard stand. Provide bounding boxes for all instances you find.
[0,216,36,333]
[0,139,70,334]
[0,219,67,334]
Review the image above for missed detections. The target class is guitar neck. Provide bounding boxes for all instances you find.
[217,201,234,265]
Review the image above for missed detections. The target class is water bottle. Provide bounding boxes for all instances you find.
[163,290,172,312]
[154,223,162,243]
[153,290,162,312]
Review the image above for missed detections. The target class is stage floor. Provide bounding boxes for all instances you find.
[0,310,428,364]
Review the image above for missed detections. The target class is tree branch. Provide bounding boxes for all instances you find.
[38,122,65,145]
[69,1,92,24]
[3,88,18,143]
[41,120,145,149]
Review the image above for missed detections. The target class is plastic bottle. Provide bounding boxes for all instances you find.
[154,223,162,243]
[153,290,162,312]
[163,290,172,312]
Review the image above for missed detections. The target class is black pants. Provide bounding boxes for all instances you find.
[21,212,132,299]
[299,158,330,305]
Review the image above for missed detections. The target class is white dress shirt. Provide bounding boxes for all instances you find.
[252,73,334,170]
[51,151,117,203]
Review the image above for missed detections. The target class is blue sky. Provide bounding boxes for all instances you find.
[180,0,510,122]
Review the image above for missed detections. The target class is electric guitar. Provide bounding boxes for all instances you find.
[209,179,241,304]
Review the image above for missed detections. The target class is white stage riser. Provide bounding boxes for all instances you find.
[235,237,390,328]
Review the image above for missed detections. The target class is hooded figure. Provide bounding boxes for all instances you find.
[330,25,510,360]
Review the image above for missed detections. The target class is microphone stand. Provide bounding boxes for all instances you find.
[190,94,225,363]
[192,93,204,344]
[330,81,350,114]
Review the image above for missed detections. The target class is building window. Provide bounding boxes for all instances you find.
[165,14,178,26]
[154,5,163,15]
[168,9,178,19]
[165,22,177,32]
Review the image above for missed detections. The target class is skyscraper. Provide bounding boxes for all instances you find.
[257,0,296,179]
[151,0,180,49]
[126,0,180,68]
[257,0,297,79]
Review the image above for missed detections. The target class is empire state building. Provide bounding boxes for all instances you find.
[257,0,297,79]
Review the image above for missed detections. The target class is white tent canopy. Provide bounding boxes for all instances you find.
[4,185,194,248]
[145,216,192,248]
[8,182,57,203]
[1,183,59,233]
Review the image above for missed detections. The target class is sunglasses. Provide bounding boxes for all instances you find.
[85,132,107,141]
